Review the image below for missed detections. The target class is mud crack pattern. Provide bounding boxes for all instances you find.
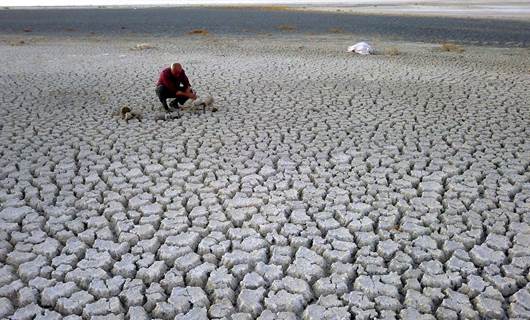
[0,37,529,319]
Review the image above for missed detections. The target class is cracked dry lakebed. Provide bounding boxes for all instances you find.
[1,9,530,320]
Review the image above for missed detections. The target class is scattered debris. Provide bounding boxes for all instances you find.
[347,42,374,55]
[114,106,142,123]
[440,42,465,53]
[188,29,209,36]
[155,112,180,121]
[131,43,156,50]
[8,39,26,46]
[181,95,217,114]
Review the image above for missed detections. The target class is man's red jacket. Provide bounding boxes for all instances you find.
[157,67,191,93]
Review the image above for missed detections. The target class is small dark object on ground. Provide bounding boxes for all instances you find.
[114,106,142,122]
[188,29,209,35]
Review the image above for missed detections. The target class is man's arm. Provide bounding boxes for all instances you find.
[181,70,191,89]
[174,91,192,97]
[179,71,196,99]
[159,69,179,94]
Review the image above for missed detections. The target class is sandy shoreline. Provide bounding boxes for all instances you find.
[3,0,530,21]
[296,0,530,21]
[299,6,530,22]
[1,31,530,318]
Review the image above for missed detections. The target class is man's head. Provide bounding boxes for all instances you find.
[171,63,183,77]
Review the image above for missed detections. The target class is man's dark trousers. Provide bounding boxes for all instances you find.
[156,85,189,111]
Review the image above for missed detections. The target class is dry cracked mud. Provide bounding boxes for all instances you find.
[0,35,529,319]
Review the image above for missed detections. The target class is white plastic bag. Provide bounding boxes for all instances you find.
[347,42,374,55]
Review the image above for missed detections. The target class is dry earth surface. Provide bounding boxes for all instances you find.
[295,0,530,21]
[1,33,530,319]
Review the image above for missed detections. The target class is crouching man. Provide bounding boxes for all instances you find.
[156,63,197,112]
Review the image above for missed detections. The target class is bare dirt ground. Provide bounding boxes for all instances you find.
[0,33,529,319]
[295,0,530,21]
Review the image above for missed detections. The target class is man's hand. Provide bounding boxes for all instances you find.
[185,87,197,100]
